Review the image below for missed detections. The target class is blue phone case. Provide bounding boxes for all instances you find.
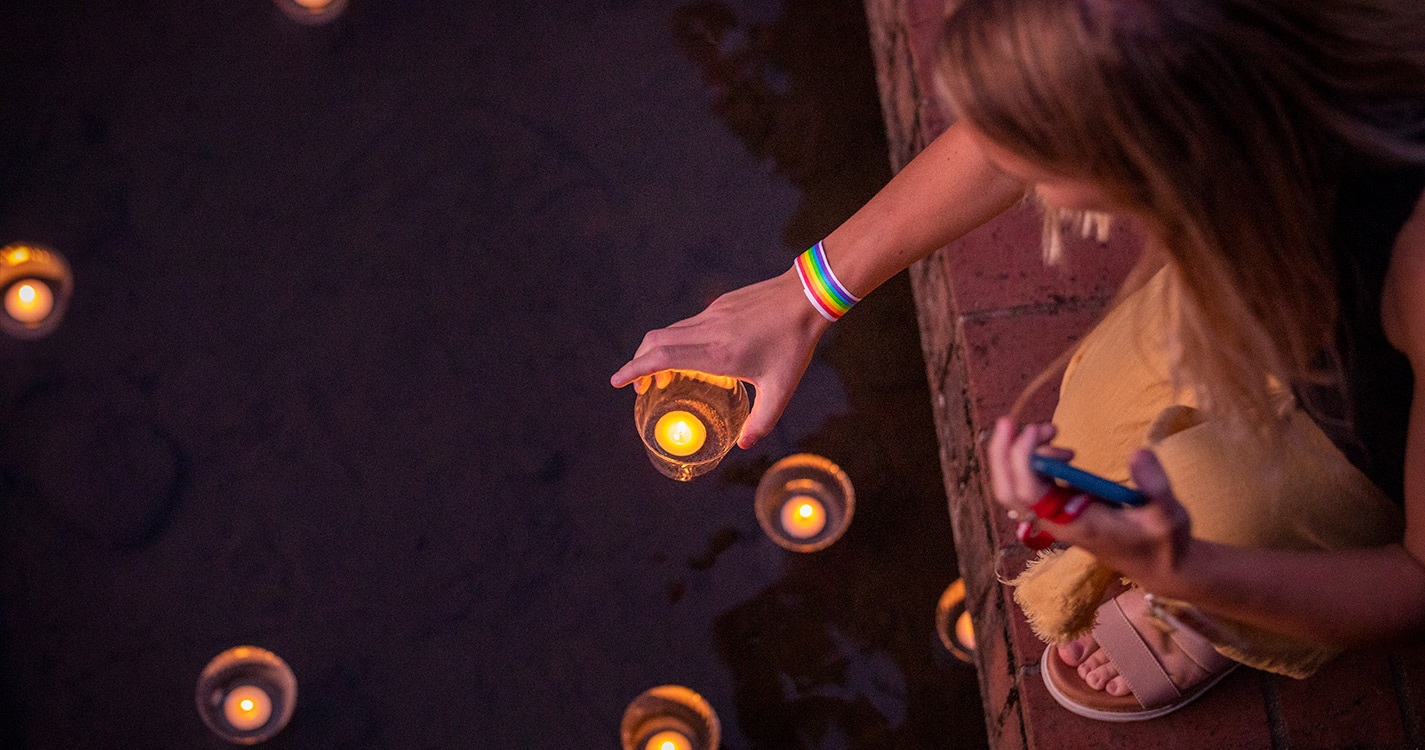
[1028,455,1147,507]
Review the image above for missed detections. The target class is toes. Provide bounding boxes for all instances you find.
[1083,663,1114,690]
[1058,634,1095,666]
[1077,649,1118,691]
[1104,675,1133,697]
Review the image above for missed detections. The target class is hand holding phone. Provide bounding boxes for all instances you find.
[1029,454,1147,507]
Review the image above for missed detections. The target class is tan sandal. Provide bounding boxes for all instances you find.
[1041,588,1239,721]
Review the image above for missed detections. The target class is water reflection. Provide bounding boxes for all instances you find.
[674,0,989,746]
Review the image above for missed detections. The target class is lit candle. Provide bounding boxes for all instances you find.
[223,684,273,731]
[293,0,333,7]
[779,496,827,539]
[4,279,53,324]
[653,410,706,457]
[644,729,692,750]
[955,610,976,652]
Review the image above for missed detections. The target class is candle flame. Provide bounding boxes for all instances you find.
[671,422,692,444]
[17,285,34,304]
[779,496,827,539]
[653,410,706,457]
[644,730,691,750]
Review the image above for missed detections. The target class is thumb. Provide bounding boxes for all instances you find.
[1127,448,1173,501]
[736,382,791,449]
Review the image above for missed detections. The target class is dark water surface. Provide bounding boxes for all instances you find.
[0,0,987,746]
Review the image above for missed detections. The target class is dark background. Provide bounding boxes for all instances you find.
[0,0,987,746]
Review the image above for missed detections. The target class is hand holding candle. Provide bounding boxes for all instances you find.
[634,370,748,481]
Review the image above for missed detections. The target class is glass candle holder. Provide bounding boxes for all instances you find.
[754,453,854,552]
[620,685,720,750]
[0,243,73,340]
[196,646,297,745]
[274,0,347,25]
[935,578,976,664]
[634,370,749,481]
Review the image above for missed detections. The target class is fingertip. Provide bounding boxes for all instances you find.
[1128,448,1159,471]
[1128,448,1170,495]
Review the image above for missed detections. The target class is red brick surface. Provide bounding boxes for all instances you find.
[1020,663,1274,750]
[1273,652,1412,749]
[944,204,1140,316]
[958,304,1108,426]
[1398,646,1425,721]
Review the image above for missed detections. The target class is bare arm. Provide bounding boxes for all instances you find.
[612,120,1025,445]
[819,119,1026,296]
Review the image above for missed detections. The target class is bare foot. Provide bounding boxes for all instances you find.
[1055,589,1213,697]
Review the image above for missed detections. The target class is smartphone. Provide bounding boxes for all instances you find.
[1029,455,1147,507]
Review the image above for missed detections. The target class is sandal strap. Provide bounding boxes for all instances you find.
[1094,594,1182,708]
[1164,619,1234,675]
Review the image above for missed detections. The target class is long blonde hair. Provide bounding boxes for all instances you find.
[939,0,1425,431]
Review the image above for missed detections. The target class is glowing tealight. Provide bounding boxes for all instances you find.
[644,729,692,750]
[223,684,272,731]
[955,610,976,652]
[654,410,706,457]
[293,0,332,6]
[779,496,827,539]
[4,279,53,324]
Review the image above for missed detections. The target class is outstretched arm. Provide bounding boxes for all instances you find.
[611,119,1025,447]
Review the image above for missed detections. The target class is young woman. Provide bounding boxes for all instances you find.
[613,0,1425,721]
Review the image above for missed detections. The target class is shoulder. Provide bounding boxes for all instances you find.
[1383,188,1425,359]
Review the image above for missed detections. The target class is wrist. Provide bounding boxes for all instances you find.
[1144,536,1213,601]
[793,241,863,322]
[779,266,834,337]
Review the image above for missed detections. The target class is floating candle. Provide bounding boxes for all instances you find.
[779,496,827,539]
[4,279,53,324]
[223,684,273,731]
[956,610,976,652]
[653,410,706,457]
[644,729,692,750]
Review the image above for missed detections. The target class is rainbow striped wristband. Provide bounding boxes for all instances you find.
[794,241,860,322]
